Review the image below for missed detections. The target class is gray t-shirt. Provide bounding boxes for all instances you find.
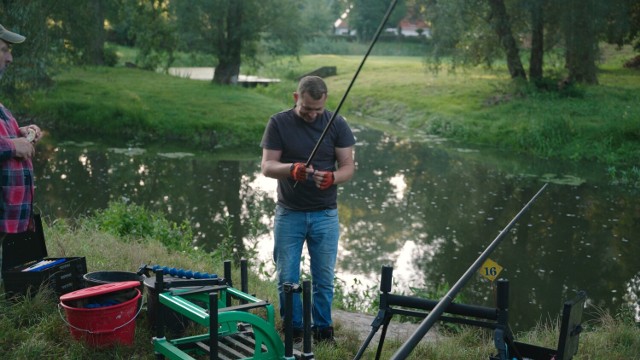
[260,108,355,210]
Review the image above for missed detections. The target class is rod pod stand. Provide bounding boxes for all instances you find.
[390,183,549,359]
[355,266,514,360]
[353,266,393,360]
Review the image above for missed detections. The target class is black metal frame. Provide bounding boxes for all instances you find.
[283,281,314,359]
[355,265,587,360]
[145,259,315,360]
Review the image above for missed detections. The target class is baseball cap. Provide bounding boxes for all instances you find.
[0,24,25,44]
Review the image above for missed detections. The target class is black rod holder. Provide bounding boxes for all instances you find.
[386,293,498,320]
[209,292,218,360]
[496,279,509,316]
[283,282,298,357]
[381,265,393,293]
[224,260,232,287]
[302,280,313,355]
[154,269,165,360]
[224,260,232,307]
[354,266,394,360]
[241,258,248,305]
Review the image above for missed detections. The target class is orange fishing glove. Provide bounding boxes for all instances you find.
[318,171,335,190]
[290,162,308,182]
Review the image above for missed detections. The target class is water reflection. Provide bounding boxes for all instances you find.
[33,128,640,332]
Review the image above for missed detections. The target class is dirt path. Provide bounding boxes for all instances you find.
[333,309,440,345]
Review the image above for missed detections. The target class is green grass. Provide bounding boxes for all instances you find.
[28,66,286,149]
[1,203,639,359]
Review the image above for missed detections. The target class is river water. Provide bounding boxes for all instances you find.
[32,127,639,333]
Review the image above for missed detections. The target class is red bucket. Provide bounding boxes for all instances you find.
[59,281,141,347]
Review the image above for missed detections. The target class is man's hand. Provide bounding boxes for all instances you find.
[12,138,35,159]
[316,171,335,190]
[290,162,309,182]
[19,125,43,143]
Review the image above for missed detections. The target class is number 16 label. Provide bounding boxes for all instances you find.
[479,258,503,282]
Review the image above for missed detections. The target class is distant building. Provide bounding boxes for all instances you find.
[334,20,353,36]
[392,18,431,38]
[334,6,354,36]
[334,8,431,38]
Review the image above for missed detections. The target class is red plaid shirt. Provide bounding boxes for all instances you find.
[0,104,34,233]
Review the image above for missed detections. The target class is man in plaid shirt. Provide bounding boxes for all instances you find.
[0,23,44,283]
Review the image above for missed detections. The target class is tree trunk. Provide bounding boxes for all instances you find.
[487,0,527,80]
[529,0,544,81]
[564,0,599,84]
[87,0,105,66]
[213,0,243,84]
[214,60,241,85]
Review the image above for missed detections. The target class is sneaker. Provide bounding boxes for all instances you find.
[312,326,336,345]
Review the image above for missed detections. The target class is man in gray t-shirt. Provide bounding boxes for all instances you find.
[260,76,355,344]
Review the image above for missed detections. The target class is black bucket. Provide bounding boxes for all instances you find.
[144,276,205,335]
[84,271,144,293]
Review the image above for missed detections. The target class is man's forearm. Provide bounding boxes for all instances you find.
[262,160,293,180]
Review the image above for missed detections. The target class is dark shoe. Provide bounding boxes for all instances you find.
[281,325,304,344]
[312,326,336,345]
[292,327,304,344]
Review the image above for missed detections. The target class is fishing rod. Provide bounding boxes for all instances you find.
[389,183,549,360]
[296,0,399,185]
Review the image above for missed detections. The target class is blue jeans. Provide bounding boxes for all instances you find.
[273,205,339,330]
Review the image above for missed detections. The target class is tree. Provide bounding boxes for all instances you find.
[300,0,338,39]
[602,0,640,50]
[487,0,526,79]
[561,0,601,84]
[86,0,108,65]
[418,0,639,85]
[50,0,117,66]
[527,0,545,80]
[351,0,407,43]
[418,0,504,69]
[0,0,58,98]
[172,0,303,85]
[120,0,176,71]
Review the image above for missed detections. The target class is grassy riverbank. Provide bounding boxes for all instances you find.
[1,203,639,359]
[259,50,640,169]
[21,45,640,173]
[25,66,284,149]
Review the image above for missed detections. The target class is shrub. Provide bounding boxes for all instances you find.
[88,200,193,252]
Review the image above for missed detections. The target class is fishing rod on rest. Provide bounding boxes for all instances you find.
[389,183,549,360]
[294,0,399,187]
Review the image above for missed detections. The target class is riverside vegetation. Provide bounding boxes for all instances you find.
[0,203,639,359]
[20,44,640,187]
